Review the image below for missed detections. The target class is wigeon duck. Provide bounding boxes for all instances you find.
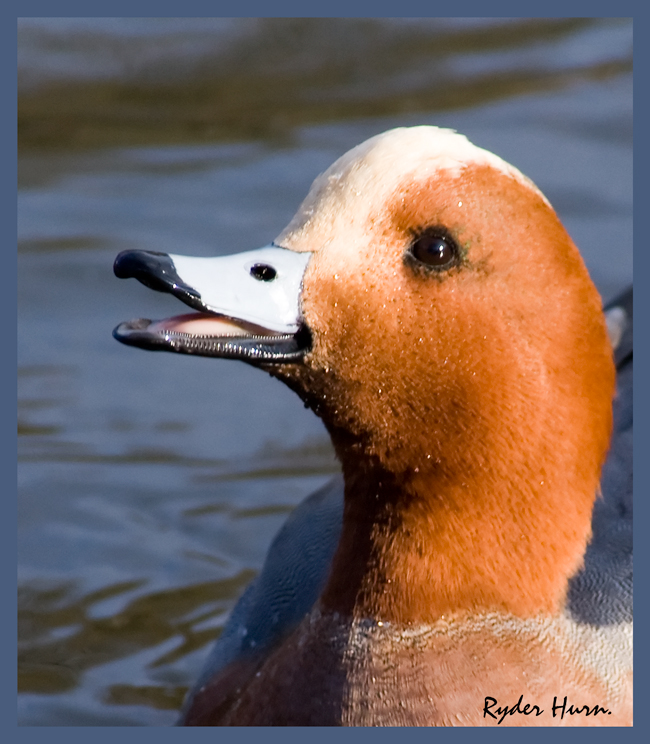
[113,126,633,726]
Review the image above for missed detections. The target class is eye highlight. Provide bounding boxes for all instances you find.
[408,228,460,271]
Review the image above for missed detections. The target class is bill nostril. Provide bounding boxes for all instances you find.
[250,263,277,282]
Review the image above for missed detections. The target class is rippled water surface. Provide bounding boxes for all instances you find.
[18,18,632,725]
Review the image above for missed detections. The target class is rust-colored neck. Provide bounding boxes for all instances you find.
[319,424,601,624]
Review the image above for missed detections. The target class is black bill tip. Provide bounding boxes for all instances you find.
[113,250,200,301]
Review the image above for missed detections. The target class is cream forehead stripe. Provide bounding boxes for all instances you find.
[327,126,540,185]
[277,126,550,247]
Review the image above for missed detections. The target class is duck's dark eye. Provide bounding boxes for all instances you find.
[410,232,458,269]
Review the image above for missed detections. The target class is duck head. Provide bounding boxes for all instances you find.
[114,126,615,624]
